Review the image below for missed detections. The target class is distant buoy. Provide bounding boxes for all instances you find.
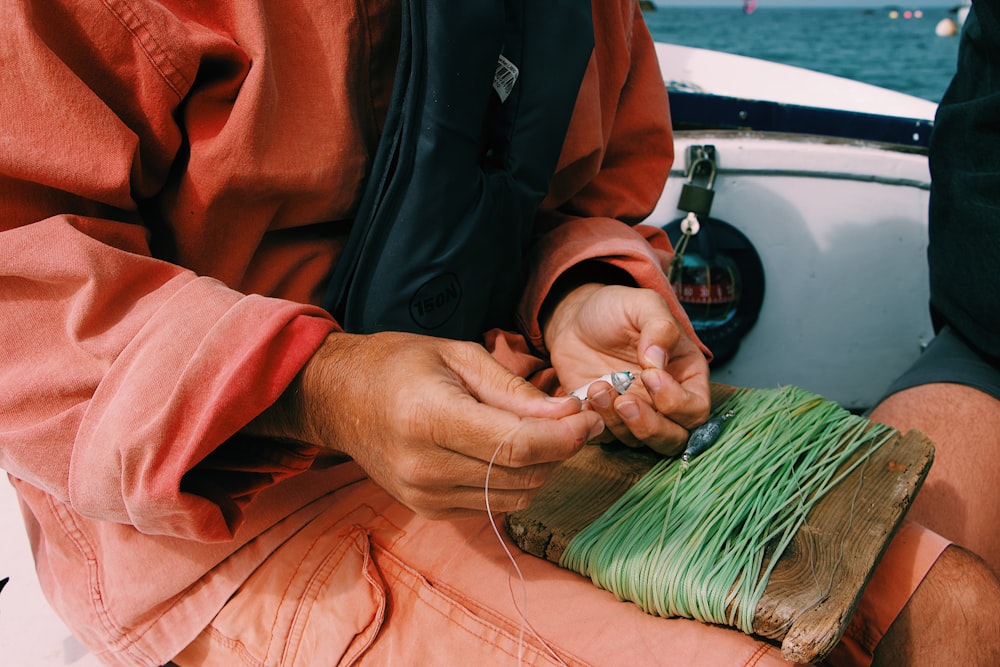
[936,17,958,37]
[889,10,899,19]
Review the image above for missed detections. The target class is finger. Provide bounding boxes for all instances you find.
[635,317,682,371]
[585,381,634,446]
[448,343,586,420]
[480,458,561,492]
[405,461,561,517]
[490,411,602,466]
[481,485,547,513]
[612,394,690,456]
[414,486,547,518]
[639,368,710,429]
[434,393,602,466]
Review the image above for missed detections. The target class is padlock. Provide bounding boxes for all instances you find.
[676,157,717,218]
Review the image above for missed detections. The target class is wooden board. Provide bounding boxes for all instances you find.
[505,384,934,663]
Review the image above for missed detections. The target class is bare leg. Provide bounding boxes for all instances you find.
[870,382,1000,573]
[874,545,1000,666]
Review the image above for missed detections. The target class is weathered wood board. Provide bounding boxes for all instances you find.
[505,384,935,664]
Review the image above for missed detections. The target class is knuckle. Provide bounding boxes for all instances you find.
[651,425,690,456]
[512,489,537,512]
[678,403,712,430]
[491,438,517,467]
[501,373,532,398]
[619,410,657,440]
[449,338,489,366]
[523,463,554,490]
[610,426,642,448]
[404,454,442,489]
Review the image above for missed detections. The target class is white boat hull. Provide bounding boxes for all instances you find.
[649,131,934,410]
[654,42,939,120]
[651,43,937,410]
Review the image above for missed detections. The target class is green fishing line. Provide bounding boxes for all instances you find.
[559,386,894,635]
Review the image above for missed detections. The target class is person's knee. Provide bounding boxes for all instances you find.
[874,545,1000,666]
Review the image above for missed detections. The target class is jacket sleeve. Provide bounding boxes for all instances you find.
[0,4,335,541]
[517,0,708,359]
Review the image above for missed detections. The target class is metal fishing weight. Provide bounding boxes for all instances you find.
[681,409,735,465]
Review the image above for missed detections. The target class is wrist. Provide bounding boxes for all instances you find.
[242,365,315,444]
[243,332,352,447]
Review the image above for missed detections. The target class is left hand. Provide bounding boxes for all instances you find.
[543,283,711,455]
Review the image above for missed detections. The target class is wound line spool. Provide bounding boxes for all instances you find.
[558,386,895,635]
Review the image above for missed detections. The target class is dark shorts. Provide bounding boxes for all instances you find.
[881,325,1000,402]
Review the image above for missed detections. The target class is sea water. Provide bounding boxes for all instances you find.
[645,6,962,103]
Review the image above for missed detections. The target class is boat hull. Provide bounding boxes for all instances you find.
[650,131,933,410]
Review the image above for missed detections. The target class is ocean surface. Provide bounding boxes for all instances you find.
[644,6,962,102]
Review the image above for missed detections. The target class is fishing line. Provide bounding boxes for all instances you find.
[771,444,876,637]
[559,386,894,636]
[480,370,635,665]
[485,440,569,667]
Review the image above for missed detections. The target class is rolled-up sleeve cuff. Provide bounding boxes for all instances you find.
[517,218,709,361]
[70,275,337,542]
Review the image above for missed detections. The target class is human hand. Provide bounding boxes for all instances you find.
[267,331,604,519]
[543,283,711,455]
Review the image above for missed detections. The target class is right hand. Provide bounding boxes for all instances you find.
[543,283,711,456]
[257,331,603,519]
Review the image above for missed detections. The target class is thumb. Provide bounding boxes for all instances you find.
[634,314,682,371]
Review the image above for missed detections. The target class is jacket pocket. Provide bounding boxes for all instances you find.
[202,506,387,666]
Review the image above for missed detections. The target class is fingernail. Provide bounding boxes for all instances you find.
[588,420,606,441]
[645,345,667,370]
[593,389,613,409]
[617,401,640,420]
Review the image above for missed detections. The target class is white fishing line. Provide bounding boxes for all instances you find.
[485,440,569,667]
